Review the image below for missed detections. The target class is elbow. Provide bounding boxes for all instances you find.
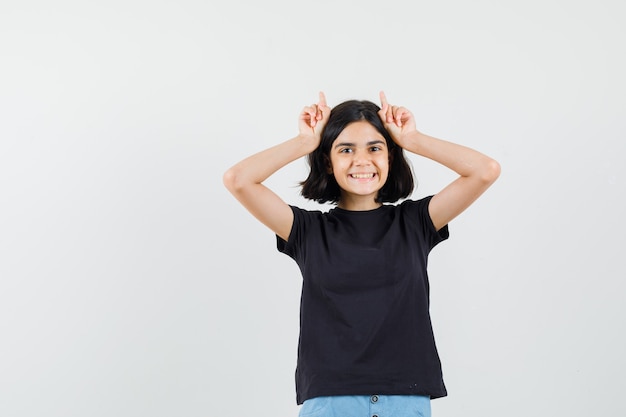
[481,158,501,184]
[223,166,243,194]
[223,164,260,196]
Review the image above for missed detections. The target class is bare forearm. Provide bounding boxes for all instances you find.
[223,134,317,191]
[400,131,500,181]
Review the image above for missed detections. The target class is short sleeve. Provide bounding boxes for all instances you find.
[276,205,299,259]
[276,205,320,262]
[400,196,449,250]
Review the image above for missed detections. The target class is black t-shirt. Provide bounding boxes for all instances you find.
[277,196,449,404]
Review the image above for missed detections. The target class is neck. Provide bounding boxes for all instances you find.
[337,195,382,211]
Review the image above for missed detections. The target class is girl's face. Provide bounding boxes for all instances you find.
[329,120,390,210]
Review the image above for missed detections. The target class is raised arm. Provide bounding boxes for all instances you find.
[378,91,500,231]
[223,92,330,241]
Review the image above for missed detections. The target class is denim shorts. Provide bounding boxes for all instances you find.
[298,394,431,417]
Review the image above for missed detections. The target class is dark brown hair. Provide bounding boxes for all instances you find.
[300,99,414,204]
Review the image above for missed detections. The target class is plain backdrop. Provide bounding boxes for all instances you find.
[1,1,624,416]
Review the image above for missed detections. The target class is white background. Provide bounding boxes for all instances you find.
[1,1,624,416]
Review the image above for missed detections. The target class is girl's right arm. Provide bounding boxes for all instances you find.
[223,92,330,241]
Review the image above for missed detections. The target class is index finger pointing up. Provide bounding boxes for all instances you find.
[318,91,328,107]
[379,91,389,111]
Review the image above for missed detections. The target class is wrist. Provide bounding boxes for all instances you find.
[295,133,320,153]
[394,130,423,150]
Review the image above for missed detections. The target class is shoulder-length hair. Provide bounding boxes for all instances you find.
[300,99,414,204]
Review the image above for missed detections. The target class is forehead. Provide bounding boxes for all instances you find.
[334,120,385,143]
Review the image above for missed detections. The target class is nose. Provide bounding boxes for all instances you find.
[352,148,371,165]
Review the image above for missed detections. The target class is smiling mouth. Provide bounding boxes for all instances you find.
[349,173,376,179]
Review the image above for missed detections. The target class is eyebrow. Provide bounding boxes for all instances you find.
[334,139,386,149]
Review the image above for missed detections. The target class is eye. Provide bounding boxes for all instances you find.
[370,146,382,152]
[339,148,353,153]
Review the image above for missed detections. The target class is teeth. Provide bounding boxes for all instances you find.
[350,173,374,179]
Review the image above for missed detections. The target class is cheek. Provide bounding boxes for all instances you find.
[379,158,391,181]
[326,154,336,174]
[329,155,347,172]
[378,154,390,171]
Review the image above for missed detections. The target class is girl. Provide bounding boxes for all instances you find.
[223,92,500,417]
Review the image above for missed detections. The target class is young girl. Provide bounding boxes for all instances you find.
[223,92,500,417]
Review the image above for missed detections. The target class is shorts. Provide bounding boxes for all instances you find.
[298,394,431,417]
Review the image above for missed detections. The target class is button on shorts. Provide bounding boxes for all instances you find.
[298,394,431,417]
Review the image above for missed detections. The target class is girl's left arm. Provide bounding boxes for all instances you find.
[379,92,501,231]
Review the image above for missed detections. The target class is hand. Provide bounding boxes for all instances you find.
[298,91,331,146]
[378,91,417,146]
